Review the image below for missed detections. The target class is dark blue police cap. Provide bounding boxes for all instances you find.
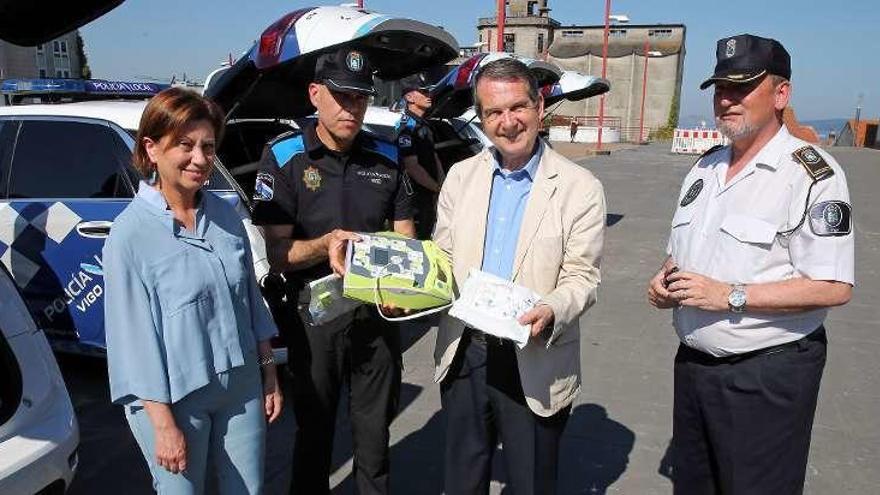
[315,47,376,96]
[400,72,431,94]
[700,34,791,90]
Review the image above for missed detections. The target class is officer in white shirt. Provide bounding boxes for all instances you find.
[648,34,854,495]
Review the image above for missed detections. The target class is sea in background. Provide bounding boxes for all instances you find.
[678,116,849,140]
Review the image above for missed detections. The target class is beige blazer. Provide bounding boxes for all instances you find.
[433,144,606,417]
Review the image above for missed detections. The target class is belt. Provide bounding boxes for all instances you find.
[466,328,507,347]
[685,326,826,365]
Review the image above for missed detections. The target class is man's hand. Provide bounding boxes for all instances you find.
[262,364,283,424]
[518,304,555,337]
[648,262,679,309]
[666,271,732,312]
[378,302,412,318]
[326,229,360,276]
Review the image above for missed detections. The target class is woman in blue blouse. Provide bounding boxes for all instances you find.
[103,88,282,494]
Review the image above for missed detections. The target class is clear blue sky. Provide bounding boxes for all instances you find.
[81,0,879,123]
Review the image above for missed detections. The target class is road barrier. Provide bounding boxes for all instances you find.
[671,128,728,154]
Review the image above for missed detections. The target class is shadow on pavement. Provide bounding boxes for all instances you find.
[606,213,625,227]
[658,439,674,482]
[387,402,635,494]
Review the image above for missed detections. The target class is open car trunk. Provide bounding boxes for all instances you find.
[204,6,459,121]
[0,0,124,45]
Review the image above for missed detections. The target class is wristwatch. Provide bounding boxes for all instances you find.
[728,284,747,313]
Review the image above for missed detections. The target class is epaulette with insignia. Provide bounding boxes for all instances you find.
[792,145,834,181]
[694,144,725,166]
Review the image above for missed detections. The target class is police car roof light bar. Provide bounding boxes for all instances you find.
[0,78,169,104]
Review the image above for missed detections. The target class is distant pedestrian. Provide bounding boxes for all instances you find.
[104,88,282,494]
[647,34,853,495]
[569,117,578,142]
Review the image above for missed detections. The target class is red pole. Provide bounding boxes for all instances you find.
[496,0,507,52]
[639,39,649,143]
[357,0,363,8]
[596,0,611,150]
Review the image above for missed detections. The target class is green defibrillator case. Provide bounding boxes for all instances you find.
[343,232,454,310]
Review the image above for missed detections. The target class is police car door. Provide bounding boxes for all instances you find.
[0,116,135,354]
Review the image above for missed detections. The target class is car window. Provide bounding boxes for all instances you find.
[8,119,133,199]
[0,326,21,427]
[0,270,24,427]
[0,120,17,198]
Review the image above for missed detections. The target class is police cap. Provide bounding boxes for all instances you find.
[314,47,376,95]
[700,34,791,90]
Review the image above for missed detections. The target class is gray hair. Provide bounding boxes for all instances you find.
[768,74,789,87]
[473,58,540,117]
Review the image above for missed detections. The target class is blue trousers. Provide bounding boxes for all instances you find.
[125,361,265,495]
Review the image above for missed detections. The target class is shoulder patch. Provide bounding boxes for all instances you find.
[809,200,851,237]
[792,146,834,181]
[270,133,306,169]
[397,134,412,148]
[254,172,274,201]
[680,178,704,207]
[694,144,725,166]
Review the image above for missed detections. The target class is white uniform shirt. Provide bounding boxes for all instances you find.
[667,126,854,357]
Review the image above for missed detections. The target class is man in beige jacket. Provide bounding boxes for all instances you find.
[433,58,606,494]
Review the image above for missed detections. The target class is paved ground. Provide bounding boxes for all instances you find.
[62,142,880,494]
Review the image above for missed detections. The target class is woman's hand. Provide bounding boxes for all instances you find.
[262,364,283,423]
[141,400,187,474]
[154,423,188,474]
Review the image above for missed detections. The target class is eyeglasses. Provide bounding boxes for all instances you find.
[481,102,539,125]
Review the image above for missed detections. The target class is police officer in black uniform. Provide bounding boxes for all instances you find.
[250,47,415,495]
[396,73,444,239]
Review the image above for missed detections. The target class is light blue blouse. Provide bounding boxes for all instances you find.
[104,182,277,405]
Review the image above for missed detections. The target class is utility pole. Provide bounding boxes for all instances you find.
[639,39,650,144]
[496,0,507,52]
[596,0,612,151]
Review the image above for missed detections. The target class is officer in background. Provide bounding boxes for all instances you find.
[648,34,853,494]
[251,47,415,495]
[396,72,445,239]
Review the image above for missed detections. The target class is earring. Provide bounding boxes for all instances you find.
[149,167,158,184]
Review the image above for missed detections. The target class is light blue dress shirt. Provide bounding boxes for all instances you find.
[481,142,543,279]
[104,182,277,405]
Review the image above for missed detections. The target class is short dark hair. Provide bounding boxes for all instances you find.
[473,58,540,117]
[132,87,225,177]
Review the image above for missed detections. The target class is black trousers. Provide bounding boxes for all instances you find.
[286,306,401,495]
[440,331,570,495]
[672,327,827,495]
[412,191,438,240]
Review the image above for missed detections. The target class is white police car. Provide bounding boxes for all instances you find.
[0,263,79,494]
[0,79,248,356]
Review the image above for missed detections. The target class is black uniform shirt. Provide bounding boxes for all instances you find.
[396,110,441,193]
[251,119,413,281]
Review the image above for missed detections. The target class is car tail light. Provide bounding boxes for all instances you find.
[255,8,315,69]
[455,54,485,89]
